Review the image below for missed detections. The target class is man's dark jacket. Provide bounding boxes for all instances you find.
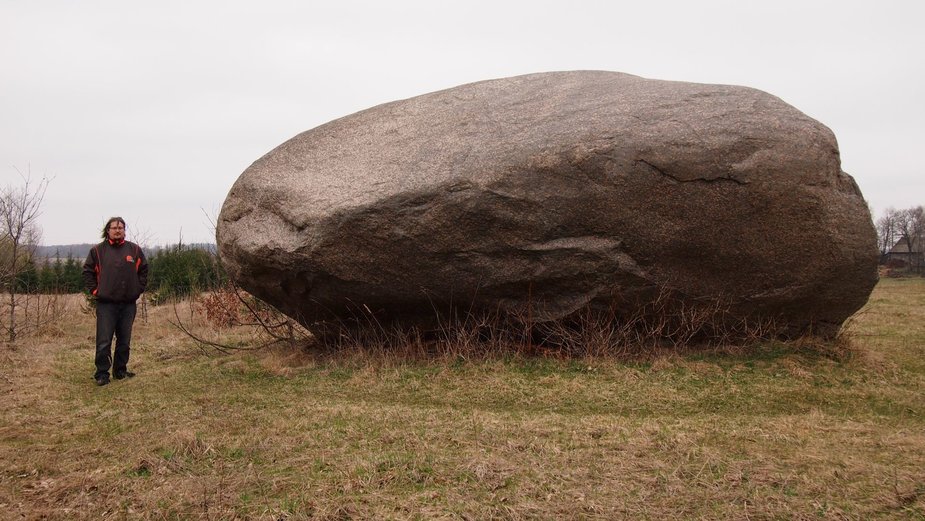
[82,240,149,303]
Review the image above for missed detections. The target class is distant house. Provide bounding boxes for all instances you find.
[886,237,924,270]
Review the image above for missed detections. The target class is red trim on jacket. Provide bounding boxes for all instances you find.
[93,246,101,292]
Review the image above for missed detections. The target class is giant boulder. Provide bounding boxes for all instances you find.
[217,71,879,340]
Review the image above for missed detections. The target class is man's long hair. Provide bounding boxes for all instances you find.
[101,216,126,239]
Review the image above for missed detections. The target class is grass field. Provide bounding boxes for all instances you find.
[1,278,924,520]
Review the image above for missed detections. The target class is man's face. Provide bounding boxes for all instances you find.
[108,221,125,241]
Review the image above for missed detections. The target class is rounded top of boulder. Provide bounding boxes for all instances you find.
[225,71,840,230]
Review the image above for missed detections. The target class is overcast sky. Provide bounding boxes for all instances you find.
[2,0,922,246]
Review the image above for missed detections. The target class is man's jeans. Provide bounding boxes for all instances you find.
[95,301,137,379]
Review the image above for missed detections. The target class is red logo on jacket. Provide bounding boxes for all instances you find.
[126,255,134,262]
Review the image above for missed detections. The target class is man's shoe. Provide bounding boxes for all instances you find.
[113,371,135,380]
[95,377,110,386]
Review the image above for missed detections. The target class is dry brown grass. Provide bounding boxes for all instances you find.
[1,279,924,519]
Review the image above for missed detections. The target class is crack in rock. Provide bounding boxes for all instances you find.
[635,159,748,185]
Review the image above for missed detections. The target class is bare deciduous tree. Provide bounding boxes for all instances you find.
[875,207,898,257]
[0,168,50,343]
[895,206,925,272]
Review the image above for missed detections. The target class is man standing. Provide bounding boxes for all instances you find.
[83,217,148,386]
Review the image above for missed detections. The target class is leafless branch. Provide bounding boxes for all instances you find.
[168,302,269,353]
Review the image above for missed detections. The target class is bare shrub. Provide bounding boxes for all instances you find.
[193,285,241,328]
[174,282,311,353]
[0,292,77,343]
[177,280,788,361]
[310,285,784,363]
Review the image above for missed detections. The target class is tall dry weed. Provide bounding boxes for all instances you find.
[310,287,786,363]
[173,280,837,364]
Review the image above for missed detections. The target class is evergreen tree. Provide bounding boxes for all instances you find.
[63,254,82,293]
[147,245,223,302]
[14,257,39,293]
[38,255,55,293]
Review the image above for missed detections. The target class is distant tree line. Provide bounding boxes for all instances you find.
[8,244,225,299]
